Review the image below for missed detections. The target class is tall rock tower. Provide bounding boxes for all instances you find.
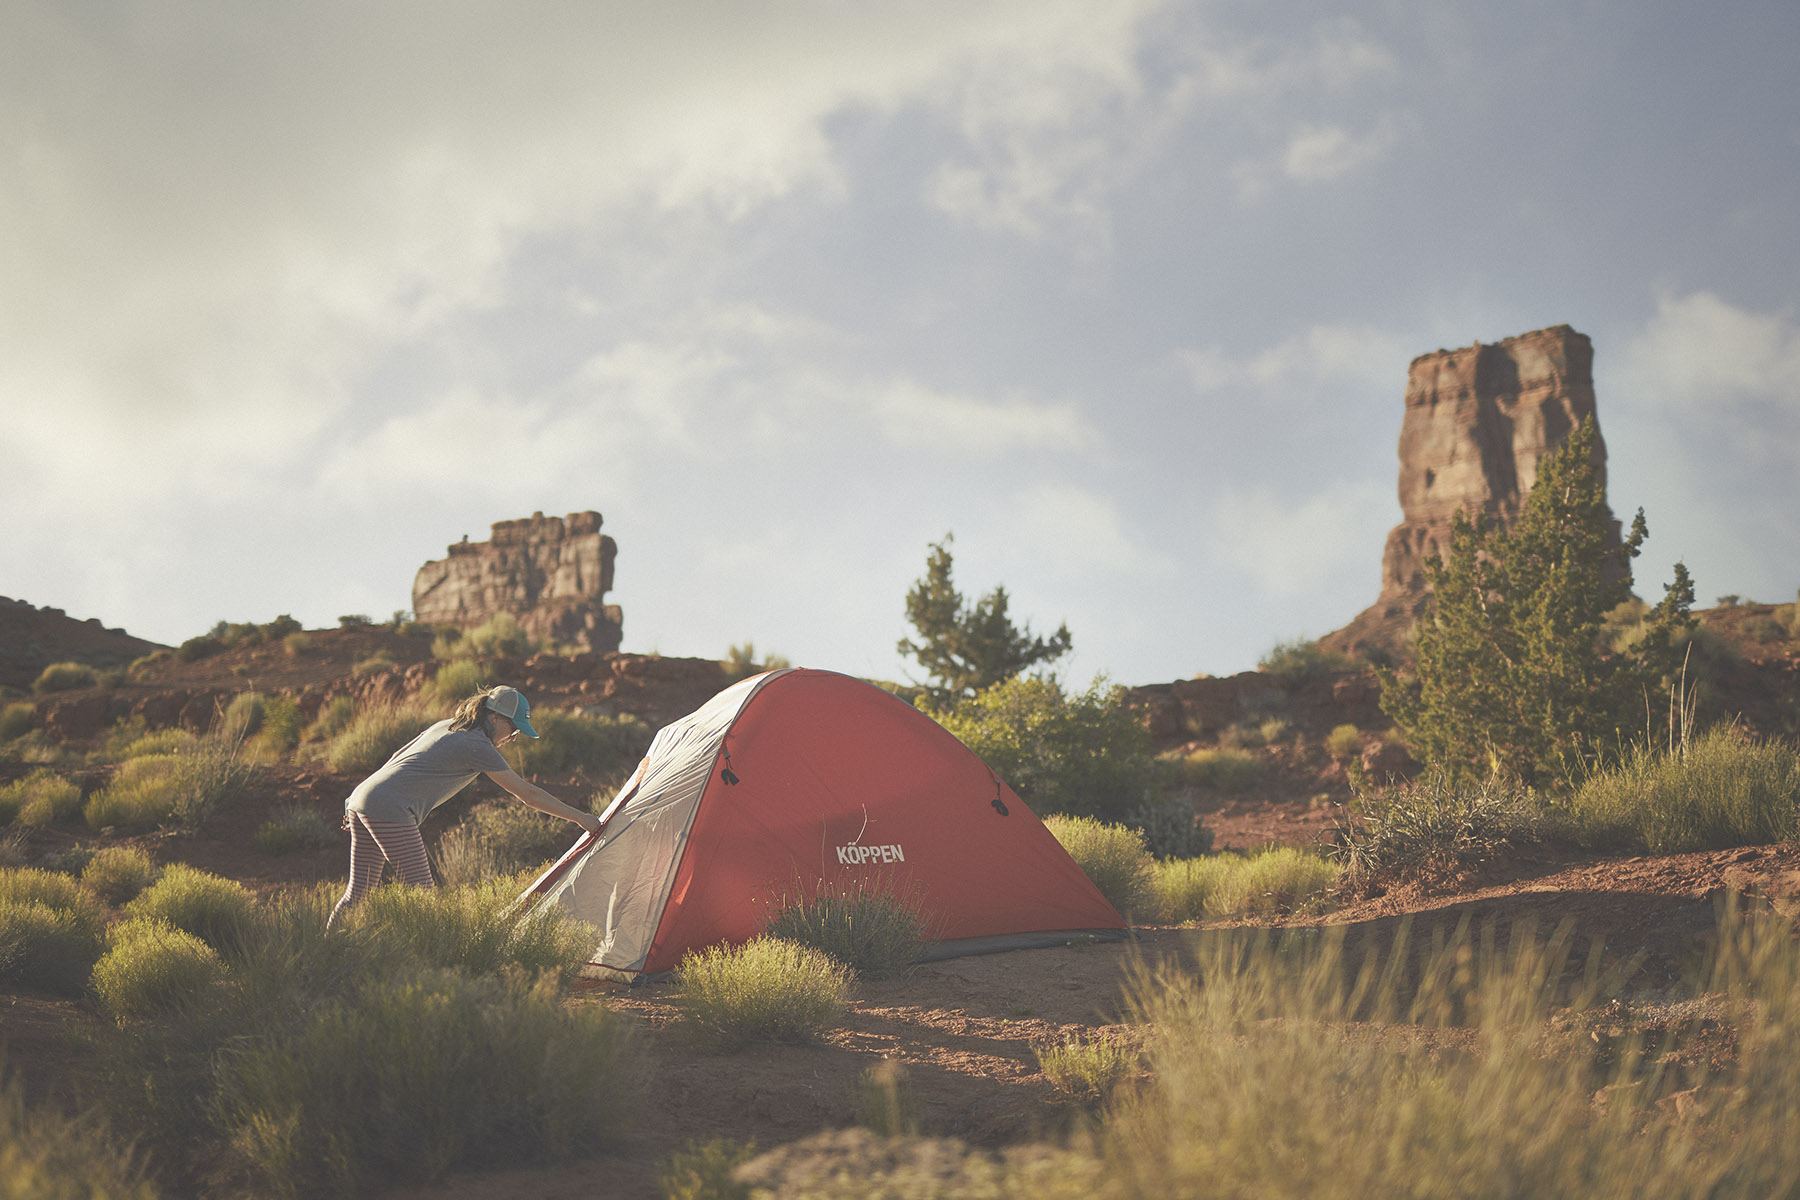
[1323,325,1620,659]
[412,511,623,653]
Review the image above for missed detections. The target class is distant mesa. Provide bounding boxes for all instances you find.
[412,510,623,653]
[1321,324,1623,660]
[0,597,167,691]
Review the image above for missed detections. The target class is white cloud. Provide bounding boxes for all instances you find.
[1231,112,1410,200]
[998,481,1174,576]
[1616,290,1800,413]
[1173,324,1409,396]
[869,381,1095,456]
[1207,481,1388,596]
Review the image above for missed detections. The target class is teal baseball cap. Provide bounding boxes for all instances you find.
[484,685,539,738]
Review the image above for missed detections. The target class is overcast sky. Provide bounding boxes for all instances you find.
[4,1,1797,689]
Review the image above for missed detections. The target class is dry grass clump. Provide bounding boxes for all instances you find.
[351,878,597,979]
[516,709,654,779]
[84,733,249,832]
[1151,847,1340,923]
[93,920,229,1020]
[762,882,930,980]
[253,805,337,855]
[1035,1032,1140,1104]
[0,701,36,741]
[676,937,851,1050]
[1338,769,1546,891]
[1163,746,1263,794]
[32,661,99,694]
[123,864,258,960]
[80,845,164,906]
[433,803,578,887]
[1043,814,1155,921]
[0,1060,155,1200]
[1,769,82,828]
[0,867,107,994]
[1568,726,1800,852]
[422,658,486,711]
[1326,723,1362,759]
[321,702,432,774]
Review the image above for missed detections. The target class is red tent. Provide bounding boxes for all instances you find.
[521,667,1124,978]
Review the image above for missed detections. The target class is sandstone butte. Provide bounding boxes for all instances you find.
[411,510,624,654]
[1321,323,1624,660]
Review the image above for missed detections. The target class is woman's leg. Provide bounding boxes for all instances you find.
[327,812,433,929]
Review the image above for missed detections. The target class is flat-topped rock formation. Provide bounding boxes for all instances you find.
[1323,325,1620,659]
[412,511,623,653]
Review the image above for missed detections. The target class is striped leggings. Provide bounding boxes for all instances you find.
[327,811,434,929]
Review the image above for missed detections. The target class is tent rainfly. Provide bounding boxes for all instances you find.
[519,667,1125,979]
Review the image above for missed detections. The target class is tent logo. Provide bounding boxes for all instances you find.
[836,843,906,866]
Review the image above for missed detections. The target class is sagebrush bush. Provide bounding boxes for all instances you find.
[0,868,106,993]
[32,661,99,694]
[435,612,538,659]
[214,966,638,1195]
[0,701,35,741]
[302,694,355,744]
[676,937,851,1049]
[1125,793,1213,860]
[762,882,930,979]
[1151,848,1340,923]
[253,805,337,855]
[84,735,248,832]
[351,879,596,979]
[1341,770,1547,890]
[1165,746,1263,794]
[0,1063,156,1200]
[433,803,576,887]
[928,675,1157,821]
[81,845,163,906]
[323,703,431,774]
[282,631,312,656]
[1,769,81,827]
[423,659,486,711]
[124,864,258,960]
[1568,726,1800,852]
[1042,814,1154,921]
[516,709,654,780]
[1257,637,1356,683]
[105,726,195,762]
[93,919,229,1020]
[1326,723,1362,759]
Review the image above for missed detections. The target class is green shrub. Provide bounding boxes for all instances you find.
[722,642,791,684]
[928,675,1156,820]
[446,612,538,659]
[1340,770,1546,890]
[1151,848,1341,923]
[214,967,638,1195]
[658,1137,758,1200]
[0,1063,156,1200]
[854,1059,922,1136]
[423,659,486,711]
[282,631,312,657]
[1257,637,1355,683]
[106,726,195,761]
[0,868,106,993]
[433,803,577,888]
[1042,815,1154,921]
[351,879,596,979]
[676,937,851,1049]
[175,634,224,663]
[0,701,35,741]
[32,661,99,694]
[1568,726,1800,853]
[762,883,929,979]
[124,864,258,960]
[302,695,356,744]
[323,703,431,774]
[515,709,654,780]
[351,650,397,676]
[81,846,163,906]
[254,806,337,855]
[84,735,248,832]
[1036,1032,1138,1103]
[1326,724,1362,760]
[2,769,81,827]
[93,920,229,1020]
[1164,746,1263,794]
[1125,793,1213,860]
[221,691,266,742]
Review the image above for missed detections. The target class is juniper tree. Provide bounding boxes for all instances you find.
[1378,419,1694,785]
[897,535,1072,702]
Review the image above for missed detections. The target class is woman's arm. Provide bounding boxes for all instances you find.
[485,768,603,835]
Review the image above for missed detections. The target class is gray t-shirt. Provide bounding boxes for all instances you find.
[345,719,511,825]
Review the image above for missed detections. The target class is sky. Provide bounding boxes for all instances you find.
[4,1,1798,690]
